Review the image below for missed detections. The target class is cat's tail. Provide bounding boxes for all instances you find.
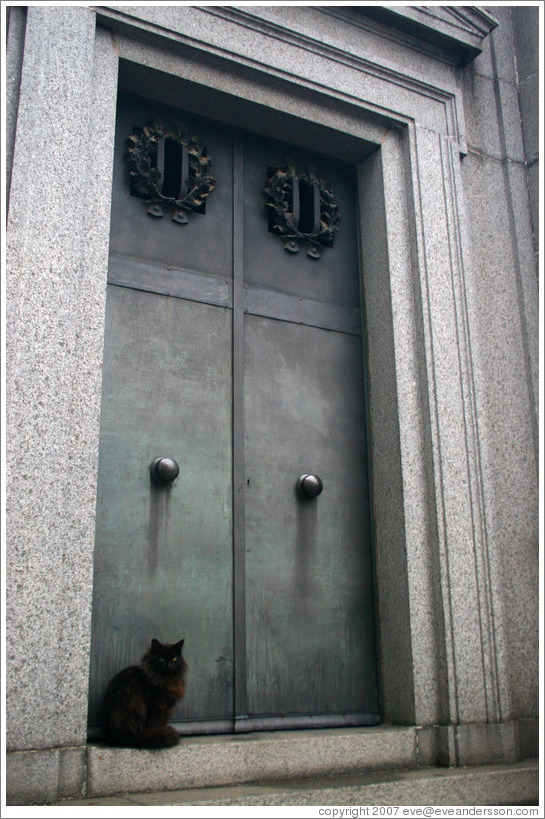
[106,725,180,749]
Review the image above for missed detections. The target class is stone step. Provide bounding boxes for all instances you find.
[82,724,539,800]
[84,726,419,797]
[56,760,539,806]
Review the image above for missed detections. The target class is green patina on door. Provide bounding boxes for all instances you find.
[88,95,379,734]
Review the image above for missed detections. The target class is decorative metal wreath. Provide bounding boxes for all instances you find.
[264,162,340,259]
[125,122,215,224]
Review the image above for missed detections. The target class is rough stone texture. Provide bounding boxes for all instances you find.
[6,747,86,806]
[86,726,417,798]
[511,6,540,84]
[99,4,462,137]
[516,72,539,164]
[469,7,513,83]
[415,719,538,770]
[358,140,419,726]
[103,4,460,100]
[5,10,119,750]
[5,6,26,206]
[6,722,538,805]
[511,6,540,165]
[511,4,540,257]
[437,722,534,768]
[55,762,539,807]
[461,68,505,160]
[359,0,538,740]
[456,723,516,767]
[460,10,539,719]
[411,125,496,726]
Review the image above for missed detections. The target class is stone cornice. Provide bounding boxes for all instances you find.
[356,5,498,67]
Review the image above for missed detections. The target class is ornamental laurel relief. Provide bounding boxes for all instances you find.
[125,122,215,225]
[264,162,340,259]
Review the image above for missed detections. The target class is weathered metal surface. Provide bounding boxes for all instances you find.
[108,254,232,309]
[109,98,233,279]
[244,316,378,718]
[243,285,361,335]
[88,288,233,728]
[89,96,379,734]
[243,134,360,307]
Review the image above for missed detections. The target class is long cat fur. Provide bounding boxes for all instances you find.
[102,638,187,748]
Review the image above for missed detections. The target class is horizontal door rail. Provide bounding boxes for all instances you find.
[244,284,362,336]
[108,253,232,308]
[108,254,361,335]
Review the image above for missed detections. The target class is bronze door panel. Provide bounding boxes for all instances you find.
[89,96,379,735]
[88,288,233,729]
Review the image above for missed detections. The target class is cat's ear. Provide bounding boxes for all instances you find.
[151,638,161,652]
[176,638,185,650]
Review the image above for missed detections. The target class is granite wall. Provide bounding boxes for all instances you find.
[459,4,539,721]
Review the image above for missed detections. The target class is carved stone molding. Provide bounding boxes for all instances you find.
[356,5,498,66]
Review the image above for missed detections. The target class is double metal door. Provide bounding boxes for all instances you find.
[88,96,379,734]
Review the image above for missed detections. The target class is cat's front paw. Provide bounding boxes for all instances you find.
[163,725,181,747]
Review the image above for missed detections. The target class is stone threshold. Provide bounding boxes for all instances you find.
[86,721,539,798]
[86,725,417,798]
[6,721,539,805]
[56,760,539,806]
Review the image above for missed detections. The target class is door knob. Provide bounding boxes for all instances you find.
[150,457,180,485]
[296,474,323,499]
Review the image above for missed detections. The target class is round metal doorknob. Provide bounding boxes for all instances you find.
[296,474,323,499]
[150,457,180,485]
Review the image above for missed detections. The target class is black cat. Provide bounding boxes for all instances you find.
[102,638,187,748]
